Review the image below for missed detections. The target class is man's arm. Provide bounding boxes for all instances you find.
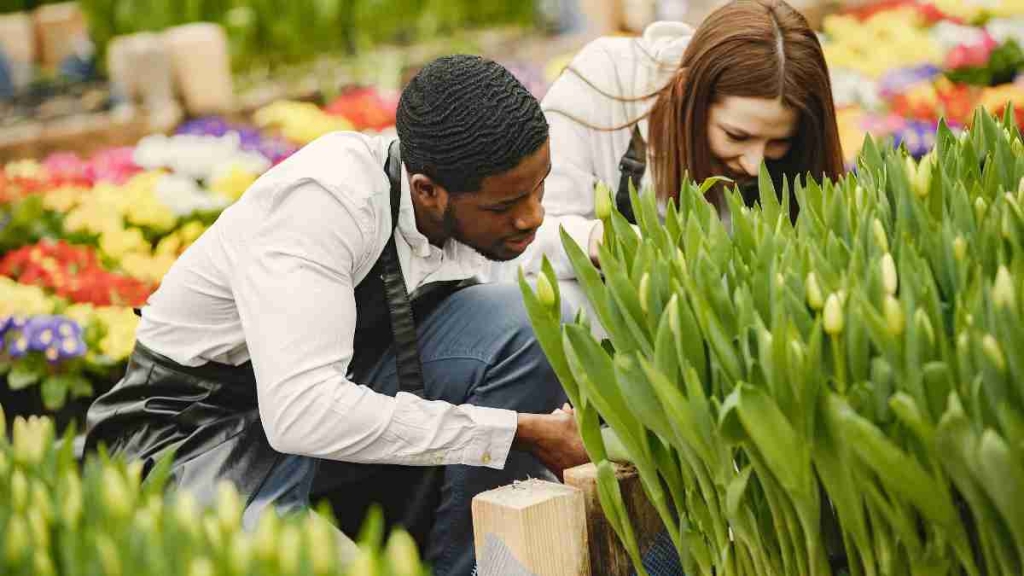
[234,180,587,473]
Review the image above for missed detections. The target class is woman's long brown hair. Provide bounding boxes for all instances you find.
[648,0,845,208]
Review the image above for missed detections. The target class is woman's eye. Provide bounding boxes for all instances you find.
[726,132,748,142]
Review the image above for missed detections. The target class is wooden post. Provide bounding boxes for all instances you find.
[163,23,235,116]
[564,463,665,576]
[472,479,590,576]
[33,2,88,70]
[0,12,36,91]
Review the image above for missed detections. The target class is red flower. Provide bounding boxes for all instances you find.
[0,240,155,306]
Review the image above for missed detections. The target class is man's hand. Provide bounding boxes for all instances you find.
[513,404,589,480]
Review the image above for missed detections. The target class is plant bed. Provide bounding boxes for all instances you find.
[523,107,1024,576]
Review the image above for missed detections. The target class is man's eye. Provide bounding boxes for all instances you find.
[488,205,513,213]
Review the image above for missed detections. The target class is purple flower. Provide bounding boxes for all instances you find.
[7,334,30,358]
[0,316,12,339]
[23,316,62,352]
[176,116,232,137]
[56,335,87,359]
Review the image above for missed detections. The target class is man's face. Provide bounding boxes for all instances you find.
[444,140,551,262]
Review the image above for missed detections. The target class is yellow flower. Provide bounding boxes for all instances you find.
[209,164,259,201]
[4,159,44,180]
[0,278,56,316]
[64,202,123,235]
[93,306,140,361]
[100,227,151,262]
[42,185,89,212]
[63,303,96,326]
[177,221,207,245]
[120,252,176,284]
[155,234,183,257]
[254,100,353,144]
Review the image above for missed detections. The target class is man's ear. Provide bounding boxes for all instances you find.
[410,173,449,212]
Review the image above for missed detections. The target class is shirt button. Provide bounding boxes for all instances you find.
[481,452,492,465]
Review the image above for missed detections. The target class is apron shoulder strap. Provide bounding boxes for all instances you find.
[381,140,426,395]
[616,124,646,225]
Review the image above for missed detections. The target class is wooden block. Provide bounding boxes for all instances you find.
[0,12,36,64]
[472,479,590,576]
[564,463,666,576]
[33,2,88,69]
[106,32,176,109]
[164,23,235,116]
[0,12,37,90]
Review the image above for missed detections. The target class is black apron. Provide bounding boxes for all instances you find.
[616,125,647,225]
[85,140,466,548]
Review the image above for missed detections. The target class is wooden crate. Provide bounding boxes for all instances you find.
[472,463,665,576]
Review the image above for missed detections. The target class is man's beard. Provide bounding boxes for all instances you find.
[442,202,519,262]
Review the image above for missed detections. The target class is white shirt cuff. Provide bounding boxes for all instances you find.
[459,405,518,469]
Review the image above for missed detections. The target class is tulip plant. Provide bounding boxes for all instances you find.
[0,406,431,576]
[521,107,1024,576]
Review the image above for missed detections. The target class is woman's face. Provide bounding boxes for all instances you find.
[707,96,799,185]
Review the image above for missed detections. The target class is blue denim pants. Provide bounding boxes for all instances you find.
[243,283,568,576]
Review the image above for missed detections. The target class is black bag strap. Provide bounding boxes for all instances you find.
[381,140,426,396]
[616,125,646,225]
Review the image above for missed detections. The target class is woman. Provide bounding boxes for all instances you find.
[521,0,844,283]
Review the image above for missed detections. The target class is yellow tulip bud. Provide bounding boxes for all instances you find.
[788,340,805,369]
[824,293,845,336]
[33,550,55,576]
[254,511,279,563]
[913,155,933,198]
[59,471,81,526]
[279,525,301,575]
[675,247,688,276]
[0,402,6,442]
[982,334,1006,372]
[993,265,1017,310]
[536,273,556,309]
[28,508,48,550]
[350,550,379,576]
[203,517,223,550]
[188,557,215,576]
[594,182,613,221]
[96,533,122,576]
[102,466,132,520]
[174,492,198,535]
[217,481,243,534]
[229,534,254,575]
[975,197,988,222]
[11,469,29,512]
[776,273,785,289]
[872,218,889,253]
[639,273,651,314]
[306,514,335,576]
[5,515,29,563]
[880,253,898,296]
[905,155,918,186]
[386,529,421,576]
[32,480,52,523]
[883,295,904,336]
[953,236,967,262]
[805,272,824,310]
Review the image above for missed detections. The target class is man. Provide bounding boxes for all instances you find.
[85,55,589,576]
